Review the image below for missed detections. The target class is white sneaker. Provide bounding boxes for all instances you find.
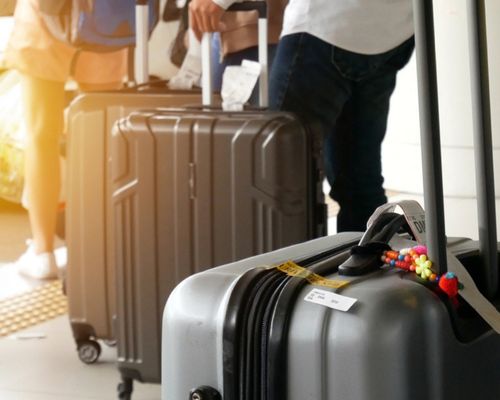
[15,242,59,280]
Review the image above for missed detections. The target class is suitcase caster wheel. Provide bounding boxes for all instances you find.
[77,340,101,364]
[190,386,222,400]
[118,378,133,400]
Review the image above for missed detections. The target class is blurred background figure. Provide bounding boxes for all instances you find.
[3,0,128,279]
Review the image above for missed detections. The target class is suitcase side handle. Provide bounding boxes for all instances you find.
[201,1,268,107]
[413,0,498,298]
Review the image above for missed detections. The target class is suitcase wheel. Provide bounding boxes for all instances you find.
[77,339,101,364]
[117,377,133,400]
[190,386,222,400]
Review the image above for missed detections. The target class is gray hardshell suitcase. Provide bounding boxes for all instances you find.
[161,1,500,399]
[162,223,499,400]
[112,2,326,397]
[66,89,199,362]
[65,1,201,364]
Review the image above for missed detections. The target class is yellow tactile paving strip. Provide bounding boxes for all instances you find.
[0,280,67,338]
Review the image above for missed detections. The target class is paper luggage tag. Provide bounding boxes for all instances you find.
[304,288,357,312]
[221,60,261,111]
[169,29,202,90]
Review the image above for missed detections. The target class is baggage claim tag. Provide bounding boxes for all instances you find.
[276,261,357,312]
[304,288,357,312]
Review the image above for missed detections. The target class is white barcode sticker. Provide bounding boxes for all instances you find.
[304,288,357,312]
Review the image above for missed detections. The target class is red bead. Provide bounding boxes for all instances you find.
[439,274,459,297]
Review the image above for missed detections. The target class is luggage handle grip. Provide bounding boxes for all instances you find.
[201,1,268,107]
[413,0,498,297]
[227,1,267,18]
[135,1,150,84]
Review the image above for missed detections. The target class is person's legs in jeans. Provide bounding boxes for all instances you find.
[328,38,415,231]
[271,34,414,232]
[323,100,353,213]
[270,33,350,143]
[330,74,397,232]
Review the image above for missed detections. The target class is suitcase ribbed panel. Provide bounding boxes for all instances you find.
[113,110,321,383]
[112,116,162,381]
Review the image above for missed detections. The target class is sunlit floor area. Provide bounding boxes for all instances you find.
[0,199,160,400]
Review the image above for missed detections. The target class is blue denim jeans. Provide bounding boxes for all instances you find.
[270,33,414,232]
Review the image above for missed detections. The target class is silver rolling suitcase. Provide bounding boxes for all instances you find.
[111,2,326,398]
[161,1,500,399]
[65,0,201,363]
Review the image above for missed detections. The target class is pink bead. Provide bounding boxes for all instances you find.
[413,245,428,255]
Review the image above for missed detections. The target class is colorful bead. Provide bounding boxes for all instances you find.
[438,272,460,297]
[380,245,462,298]
[414,245,428,255]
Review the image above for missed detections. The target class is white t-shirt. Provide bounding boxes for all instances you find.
[214,0,414,55]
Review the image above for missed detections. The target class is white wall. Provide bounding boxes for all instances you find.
[382,0,500,239]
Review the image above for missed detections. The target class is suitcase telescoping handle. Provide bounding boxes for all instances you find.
[413,0,498,298]
[136,0,150,84]
[201,1,268,107]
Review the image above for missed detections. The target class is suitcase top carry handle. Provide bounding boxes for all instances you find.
[413,0,498,298]
[201,1,268,107]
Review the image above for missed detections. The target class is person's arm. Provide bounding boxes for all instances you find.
[189,0,237,40]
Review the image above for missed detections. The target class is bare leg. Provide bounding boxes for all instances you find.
[20,74,65,254]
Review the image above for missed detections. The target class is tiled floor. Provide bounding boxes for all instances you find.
[0,316,160,400]
[0,200,161,400]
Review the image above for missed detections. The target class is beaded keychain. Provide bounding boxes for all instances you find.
[381,245,463,298]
